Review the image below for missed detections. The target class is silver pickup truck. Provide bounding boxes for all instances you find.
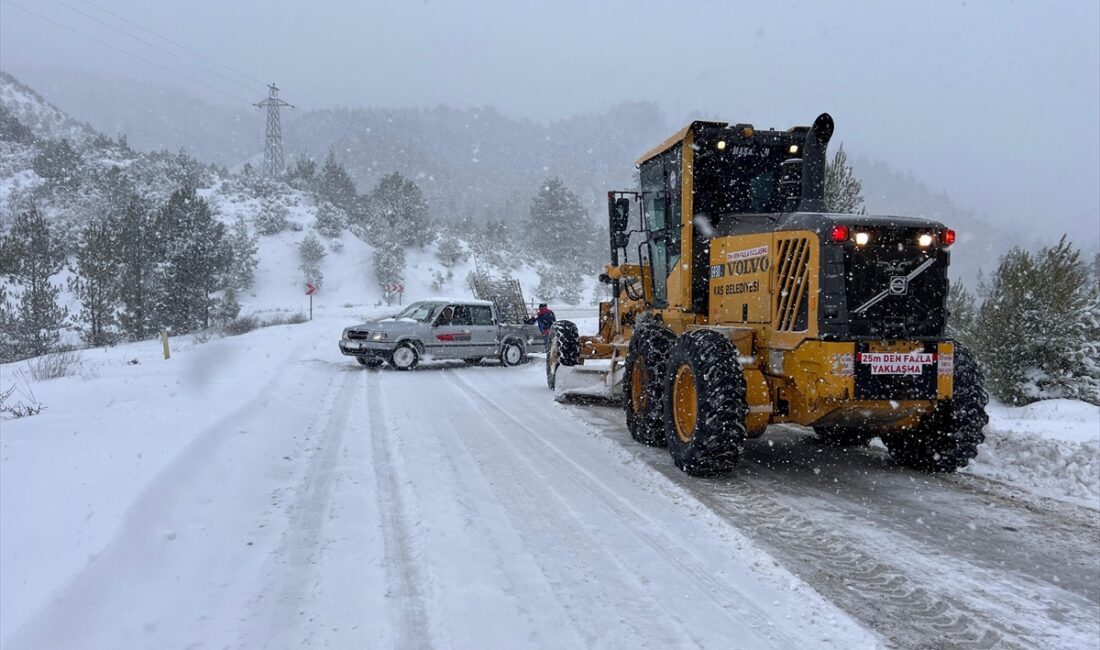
[339,298,544,370]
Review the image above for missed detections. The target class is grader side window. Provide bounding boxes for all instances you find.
[640,149,682,308]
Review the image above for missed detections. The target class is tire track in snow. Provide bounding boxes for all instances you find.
[448,372,813,649]
[257,368,358,648]
[375,368,574,649]
[434,374,684,648]
[568,406,1033,650]
[364,370,433,650]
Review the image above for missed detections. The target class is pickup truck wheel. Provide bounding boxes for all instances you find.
[356,356,383,368]
[389,343,420,371]
[500,339,526,367]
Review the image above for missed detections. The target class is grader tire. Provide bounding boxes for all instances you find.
[623,326,675,447]
[662,329,748,476]
[552,321,580,366]
[882,345,989,472]
[545,320,580,390]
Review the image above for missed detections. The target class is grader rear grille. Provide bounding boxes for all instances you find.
[774,237,811,331]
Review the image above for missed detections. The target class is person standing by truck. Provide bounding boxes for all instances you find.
[525,303,556,351]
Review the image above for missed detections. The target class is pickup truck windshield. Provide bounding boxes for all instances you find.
[393,301,441,322]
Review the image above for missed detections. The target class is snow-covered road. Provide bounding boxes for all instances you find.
[569,406,1099,650]
[2,311,1097,649]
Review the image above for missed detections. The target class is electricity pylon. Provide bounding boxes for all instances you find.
[255,83,292,177]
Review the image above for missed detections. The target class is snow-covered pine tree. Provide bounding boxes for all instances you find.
[114,196,160,340]
[68,217,120,346]
[317,151,358,212]
[972,236,1099,404]
[824,145,866,214]
[32,139,84,190]
[535,263,583,304]
[527,177,594,264]
[2,206,69,359]
[1023,237,1099,403]
[0,286,17,362]
[285,155,317,193]
[211,287,242,326]
[0,106,34,144]
[944,281,976,348]
[225,215,259,291]
[314,201,348,239]
[298,233,326,289]
[255,198,291,235]
[364,172,433,248]
[972,247,1036,403]
[153,187,230,332]
[372,240,405,301]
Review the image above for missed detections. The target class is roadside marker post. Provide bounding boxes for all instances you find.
[161,329,170,360]
[382,283,405,305]
[306,283,316,320]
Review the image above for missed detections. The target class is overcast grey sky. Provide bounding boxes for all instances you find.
[1,0,1097,242]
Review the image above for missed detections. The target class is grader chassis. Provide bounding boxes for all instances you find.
[547,113,988,476]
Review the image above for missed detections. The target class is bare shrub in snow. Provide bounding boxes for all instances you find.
[26,349,83,381]
[0,372,45,419]
[436,238,465,268]
[430,268,453,292]
[222,315,261,336]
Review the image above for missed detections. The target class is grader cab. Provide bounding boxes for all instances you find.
[547,113,988,476]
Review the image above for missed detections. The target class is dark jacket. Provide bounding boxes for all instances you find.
[526,307,556,335]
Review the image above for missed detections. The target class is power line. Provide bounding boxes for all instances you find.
[76,0,268,88]
[1,0,255,106]
[46,0,263,96]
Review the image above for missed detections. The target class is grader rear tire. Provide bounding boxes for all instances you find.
[623,326,675,447]
[662,330,748,476]
[882,345,989,472]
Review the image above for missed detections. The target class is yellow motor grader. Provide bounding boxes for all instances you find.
[546,113,988,476]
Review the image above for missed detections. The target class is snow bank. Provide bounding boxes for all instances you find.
[965,399,1100,509]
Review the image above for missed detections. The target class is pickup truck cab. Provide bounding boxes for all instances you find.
[339,298,539,370]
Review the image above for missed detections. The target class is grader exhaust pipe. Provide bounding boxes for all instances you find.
[798,112,835,213]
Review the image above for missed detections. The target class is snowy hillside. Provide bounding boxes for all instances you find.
[203,178,578,320]
[0,70,591,349]
[0,71,94,144]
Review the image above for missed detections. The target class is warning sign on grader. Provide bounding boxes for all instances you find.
[858,352,935,375]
